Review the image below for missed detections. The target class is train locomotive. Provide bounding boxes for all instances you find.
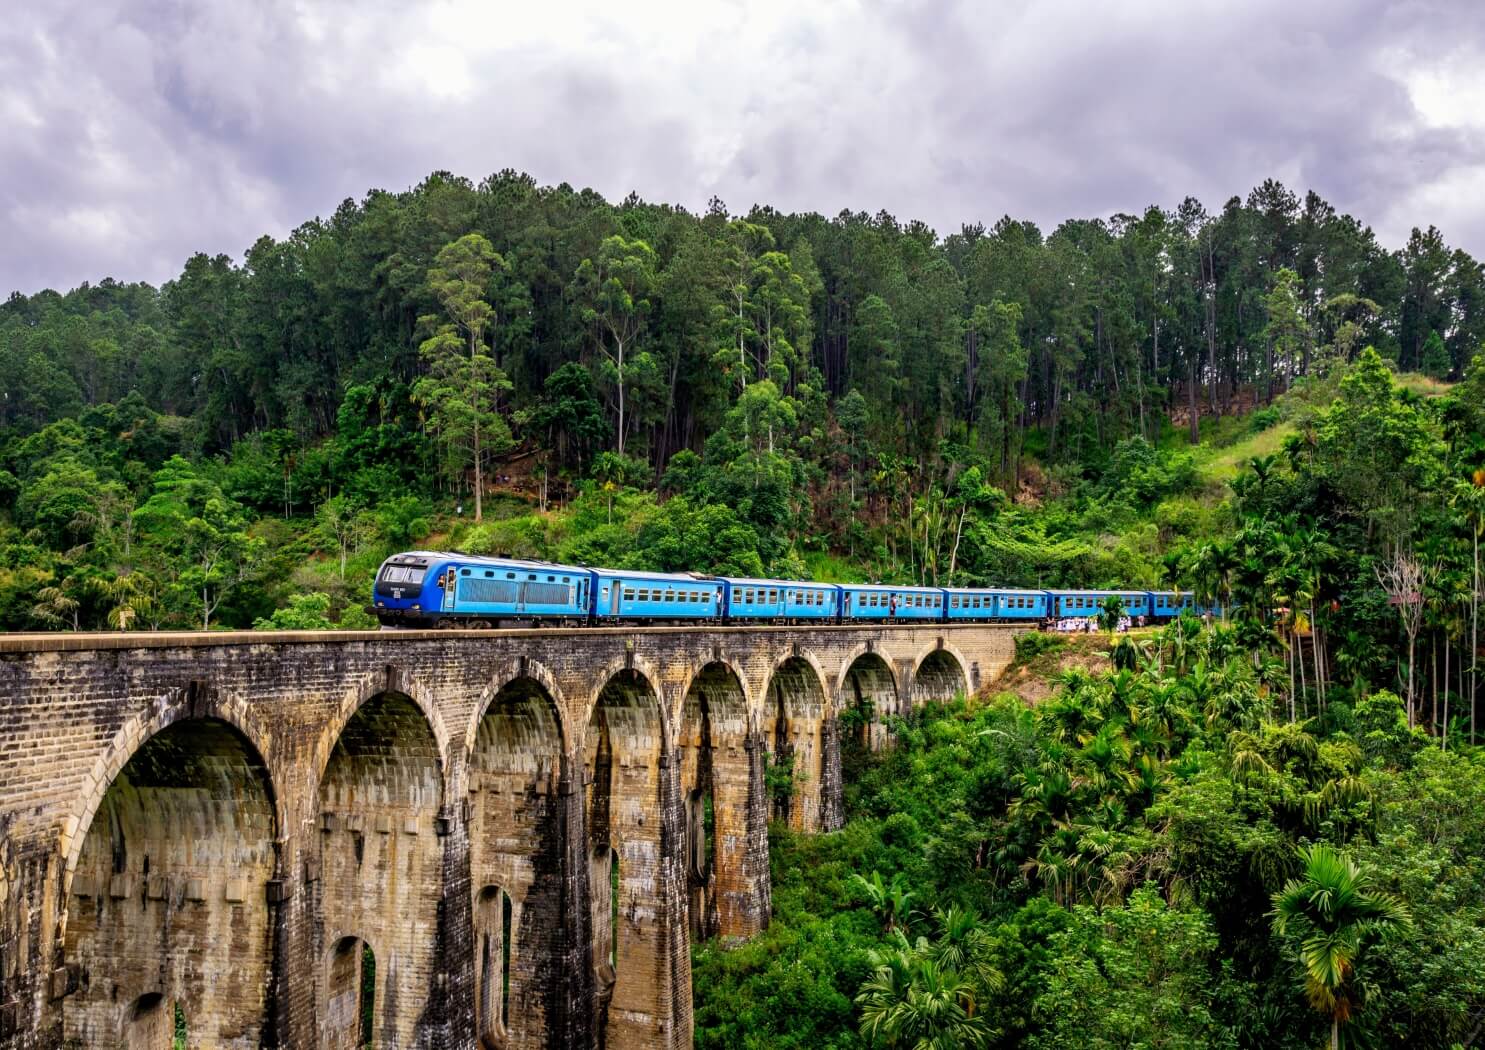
[369,551,1218,629]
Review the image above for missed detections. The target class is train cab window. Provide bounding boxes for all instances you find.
[460,568,471,576]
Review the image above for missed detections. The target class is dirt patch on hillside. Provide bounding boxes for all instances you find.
[982,632,1129,705]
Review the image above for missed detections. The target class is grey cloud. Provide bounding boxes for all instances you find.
[5,0,1485,295]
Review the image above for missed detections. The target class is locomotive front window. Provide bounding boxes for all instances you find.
[380,565,427,586]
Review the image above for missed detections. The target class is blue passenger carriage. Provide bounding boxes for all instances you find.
[838,584,945,622]
[1049,589,1151,620]
[722,578,839,622]
[591,568,720,622]
[942,588,997,621]
[371,552,591,627]
[1150,590,1209,621]
[944,588,1049,622]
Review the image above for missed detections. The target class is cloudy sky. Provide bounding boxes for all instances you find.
[4,0,1485,295]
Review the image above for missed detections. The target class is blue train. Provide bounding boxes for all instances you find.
[369,551,1218,629]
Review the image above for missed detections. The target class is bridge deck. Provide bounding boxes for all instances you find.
[0,620,1020,653]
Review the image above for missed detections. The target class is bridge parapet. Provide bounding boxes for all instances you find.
[0,623,1019,1049]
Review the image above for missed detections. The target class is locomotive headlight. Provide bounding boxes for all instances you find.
[376,601,384,608]
[411,604,421,611]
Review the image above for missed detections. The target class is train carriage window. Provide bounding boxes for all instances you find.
[665,589,675,601]
[507,572,516,579]
[548,575,555,582]
[484,570,494,578]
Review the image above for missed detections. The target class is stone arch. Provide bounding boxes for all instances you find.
[833,643,901,711]
[672,655,753,742]
[678,661,765,941]
[324,934,375,1049]
[837,647,901,752]
[764,653,834,833]
[63,716,278,1048]
[584,667,677,1048]
[60,682,281,890]
[315,689,444,1050]
[473,885,514,1049]
[583,652,669,748]
[313,664,453,796]
[911,643,972,705]
[467,672,570,1050]
[464,657,570,762]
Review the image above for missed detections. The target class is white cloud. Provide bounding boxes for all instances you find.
[4,0,1485,294]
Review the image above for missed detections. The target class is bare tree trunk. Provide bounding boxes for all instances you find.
[1187,358,1199,444]
[1444,635,1451,750]
[1473,529,1480,743]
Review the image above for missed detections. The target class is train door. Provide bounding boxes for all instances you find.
[610,581,622,618]
[443,570,457,612]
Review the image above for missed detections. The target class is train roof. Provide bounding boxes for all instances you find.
[940,586,1047,594]
[838,582,945,593]
[588,567,712,584]
[721,577,839,588]
[388,551,592,574]
[1050,588,1150,595]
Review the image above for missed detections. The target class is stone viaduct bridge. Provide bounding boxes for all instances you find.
[0,622,1019,1049]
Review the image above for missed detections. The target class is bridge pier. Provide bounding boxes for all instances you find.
[0,623,1017,1050]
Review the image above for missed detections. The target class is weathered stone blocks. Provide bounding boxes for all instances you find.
[0,623,1017,1049]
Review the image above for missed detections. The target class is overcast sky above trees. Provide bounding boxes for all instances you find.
[4,0,1485,295]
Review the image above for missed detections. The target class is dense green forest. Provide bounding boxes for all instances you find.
[3,171,1482,632]
[5,169,1485,1045]
[694,628,1485,1049]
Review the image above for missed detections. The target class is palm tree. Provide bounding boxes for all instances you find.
[32,582,81,631]
[857,934,994,1050]
[1270,844,1410,1050]
[925,906,1005,997]
[1097,594,1125,636]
